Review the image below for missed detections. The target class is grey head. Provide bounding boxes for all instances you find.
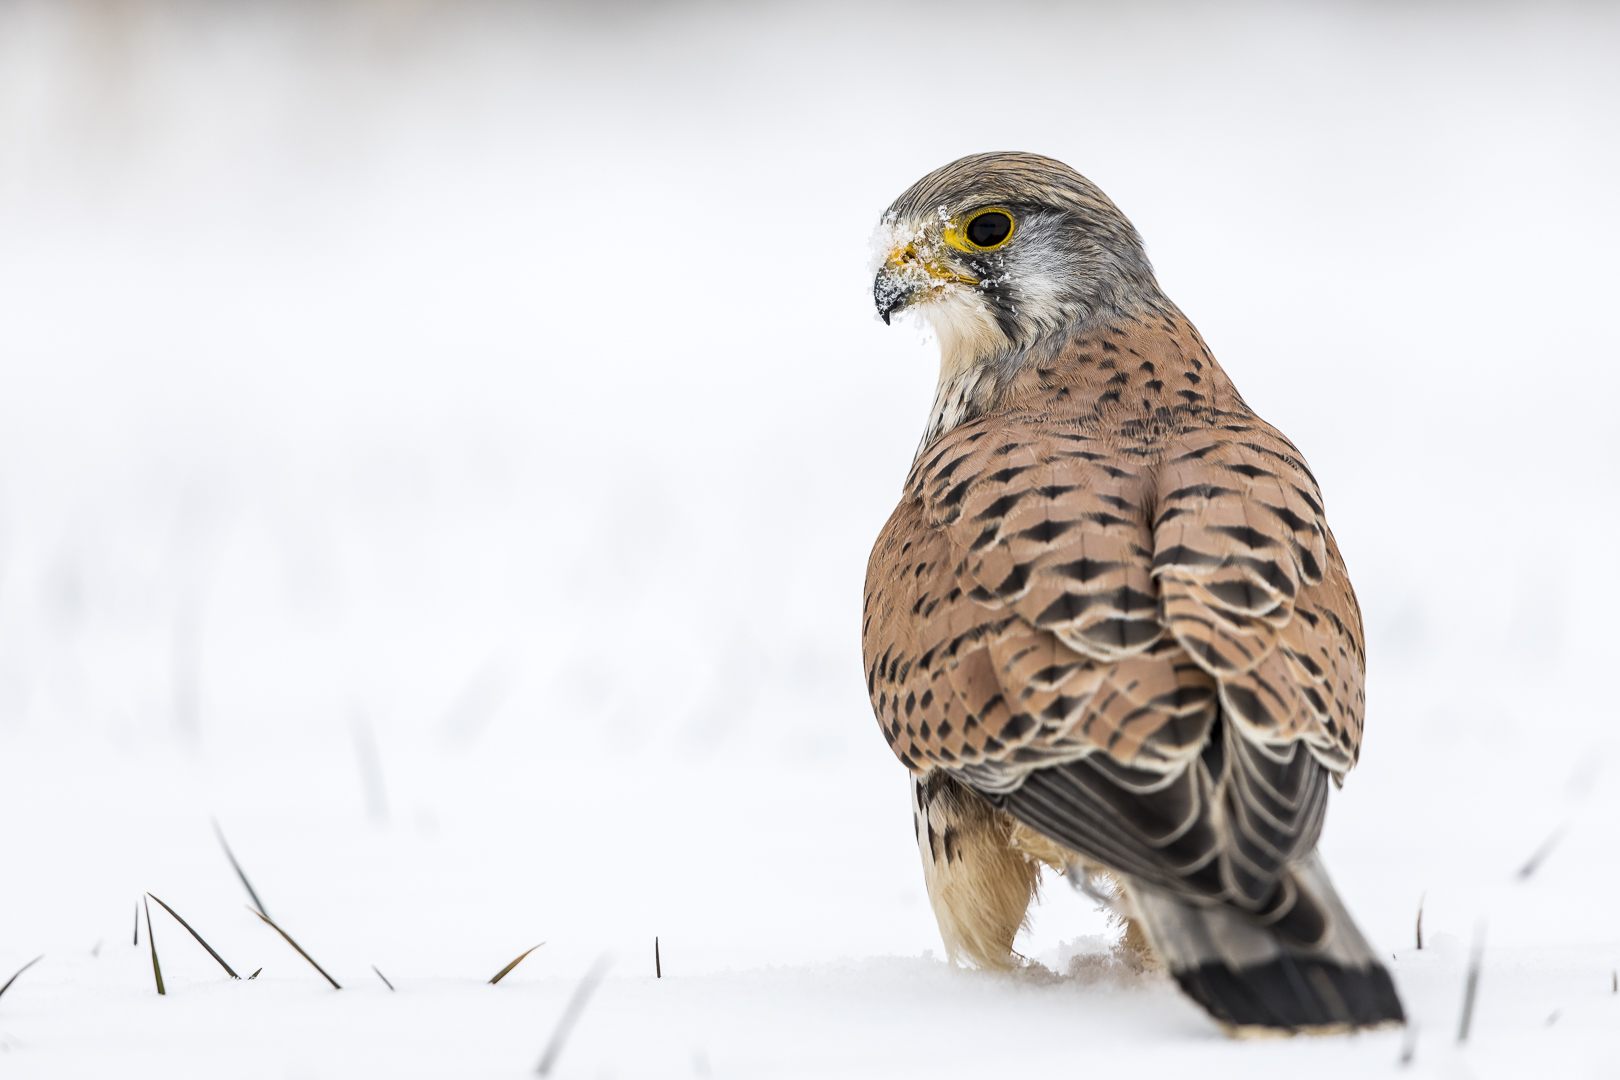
[873,152,1163,378]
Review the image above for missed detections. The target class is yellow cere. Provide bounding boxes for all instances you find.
[884,241,978,290]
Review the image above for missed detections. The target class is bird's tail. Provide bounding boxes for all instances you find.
[1127,853,1405,1033]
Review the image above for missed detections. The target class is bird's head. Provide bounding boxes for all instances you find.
[873,152,1160,375]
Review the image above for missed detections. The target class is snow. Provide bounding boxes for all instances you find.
[0,2,1617,1077]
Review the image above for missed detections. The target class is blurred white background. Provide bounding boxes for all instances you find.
[0,0,1616,999]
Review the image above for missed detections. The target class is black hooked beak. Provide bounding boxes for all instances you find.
[874,269,914,326]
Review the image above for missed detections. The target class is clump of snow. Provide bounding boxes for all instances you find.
[869,208,963,323]
[1034,935,1154,987]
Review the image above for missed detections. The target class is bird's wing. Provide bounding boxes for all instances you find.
[864,411,1361,907]
[865,414,1218,791]
[1152,423,1362,769]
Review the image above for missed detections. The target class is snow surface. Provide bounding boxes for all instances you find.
[0,2,1617,1077]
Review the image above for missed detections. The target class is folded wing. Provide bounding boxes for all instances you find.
[864,408,1365,910]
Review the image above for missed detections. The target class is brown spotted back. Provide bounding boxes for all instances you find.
[863,305,1364,908]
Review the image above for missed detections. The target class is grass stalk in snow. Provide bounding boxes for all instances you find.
[1397,1023,1418,1067]
[248,968,262,979]
[133,902,139,946]
[1514,825,1566,881]
[490,943,545,985]
[655,937,661,978]
[144,897,165,996]
[1456,924,1485,1043]
[349,710,390,826]
[213,819,270,918]
[147,893,240,979]
[248,908,341,989]
[0,955,43,1002]
[373,965,395,991]
[1415,894,1423,950]
[535,955,611,1076]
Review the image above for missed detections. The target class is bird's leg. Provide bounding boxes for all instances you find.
[913,773,1042,970]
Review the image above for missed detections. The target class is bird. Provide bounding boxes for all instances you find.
[862,151,1404,1033]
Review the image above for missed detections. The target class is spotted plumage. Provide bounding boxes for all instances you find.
[864,152,1401,1032]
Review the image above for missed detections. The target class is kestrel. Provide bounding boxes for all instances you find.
[863,152,1404,1032]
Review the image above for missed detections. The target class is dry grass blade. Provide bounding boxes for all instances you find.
[490,943,545,985]
[213,819,270,918]
[373,965,395,991]
[1456,924,1485,1043]
[536,954,611,1076]
[1415,893,1424,950]
[248,967,262,980]
[1514,825,1566,881]
[248,908,341,989]
[147,893,239,979]
[133,902,140,946]
[349,711,390,826]
[1397,1022,1419,1067]
[655,937,661,979]
[144,897,165,996]
[0,955,43,1002]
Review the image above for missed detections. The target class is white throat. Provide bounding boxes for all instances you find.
[915,288,1009,455]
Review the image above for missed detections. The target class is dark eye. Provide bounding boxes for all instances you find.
[965,211,1013,248]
